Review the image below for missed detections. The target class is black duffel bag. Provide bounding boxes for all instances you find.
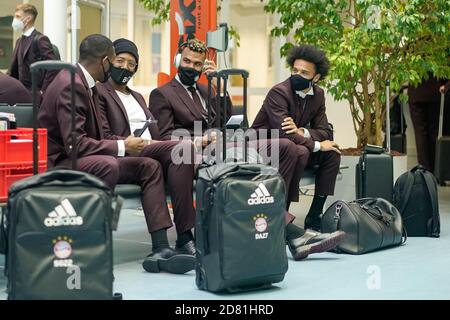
[321,198,407,254]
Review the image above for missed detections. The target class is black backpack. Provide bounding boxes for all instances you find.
[31,34,60,90]
[393,165,440,237]
[33,34,61,61]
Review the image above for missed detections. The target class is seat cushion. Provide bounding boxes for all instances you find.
[114,184,141,197]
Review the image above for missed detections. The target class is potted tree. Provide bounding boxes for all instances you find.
[265,0,450,201]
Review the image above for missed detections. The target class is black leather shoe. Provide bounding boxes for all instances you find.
[287,230,345,261]
[175,240,196,256]
[304,215,322,232]
[142,248,195,274]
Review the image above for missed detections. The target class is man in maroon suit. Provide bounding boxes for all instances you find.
[252,44,341,233]
[0,71,32,105]
[96,39,197,267]
[149,38,344,261]
[38,34,195,274]
[8,3,57,93]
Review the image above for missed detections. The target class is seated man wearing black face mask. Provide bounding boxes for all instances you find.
[252,44,341,232]
[96,39,197,274]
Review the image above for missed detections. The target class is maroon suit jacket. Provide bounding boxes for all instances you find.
[0,72,32,105]
[251,78,333,152]
[8,29,57,91]
[96,81,161,140]
[38,65,118,167]
[148,78,232,140]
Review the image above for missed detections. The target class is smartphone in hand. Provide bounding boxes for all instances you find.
[133,119,157,137]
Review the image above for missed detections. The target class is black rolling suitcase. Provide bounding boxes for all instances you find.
[2,61,122,300]
[356,81,394,203]
[195,69,288,293]
[434,92,450,185]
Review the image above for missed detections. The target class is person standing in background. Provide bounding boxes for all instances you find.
[8,3,57,93]
[408,76,450,172]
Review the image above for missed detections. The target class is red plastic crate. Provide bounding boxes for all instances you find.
[0,128,47,165]
[0,163,47,203]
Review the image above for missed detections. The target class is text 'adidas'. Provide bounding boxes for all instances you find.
[248,183,274,206]
[44,199,84,227]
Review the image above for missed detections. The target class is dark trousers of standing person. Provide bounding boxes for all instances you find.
[409,100,440,172]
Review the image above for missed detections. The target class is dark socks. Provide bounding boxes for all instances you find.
[286,223,306,240]
[306,195,327,219]
[176,230,194,248]
[150,228,170,252]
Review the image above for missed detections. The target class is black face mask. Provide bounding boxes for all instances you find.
[178,66,201,86]
[100,59,112,83]
[110,65,134,85]
[290,74,313,92]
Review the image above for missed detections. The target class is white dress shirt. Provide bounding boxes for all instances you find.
[22,26,35,37]
[295,87,321,152]
[78,63,125,156]
[175,74,207,111]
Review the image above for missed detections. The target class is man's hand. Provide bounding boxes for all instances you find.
[124,135,144,156]
[282,117,304,136]
[319,140,341,154]
[203,59,216,76]
[439,85,448,94]
[204,60,226,95]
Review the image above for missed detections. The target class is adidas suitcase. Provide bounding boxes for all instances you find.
[2,61,122,300]
[434,92,450,185]
[356,81,394,202]
[195,69,288,293]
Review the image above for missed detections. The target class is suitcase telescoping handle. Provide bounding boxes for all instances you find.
[206,69,249,161]
[400,87,406,135]
[30,61,77,174]
[385,80,391,154]
[438,93,445,139]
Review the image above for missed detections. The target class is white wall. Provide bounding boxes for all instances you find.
[229,4,269,125]
[324,91,358,148]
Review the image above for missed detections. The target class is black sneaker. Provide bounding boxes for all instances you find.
[287,230,346,261]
